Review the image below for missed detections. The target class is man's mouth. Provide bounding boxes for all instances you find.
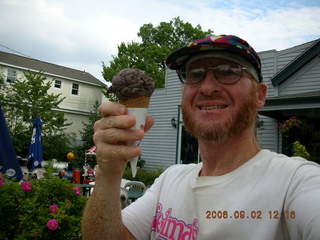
[198,105,228,110]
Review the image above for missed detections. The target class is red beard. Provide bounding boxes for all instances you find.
[182,85,258,142]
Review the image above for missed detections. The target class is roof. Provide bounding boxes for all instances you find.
[0,50,105,86]
[259,91,320,119]
[271,38,320,86]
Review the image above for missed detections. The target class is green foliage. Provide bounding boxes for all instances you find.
[102,17,213,97]
[293,141,311,160]
[42,134,73,161]
[122,167,163,187]
[65,101,101,169]
[0,71,71,158]
[80,101,100,151]
[0,174,87,239]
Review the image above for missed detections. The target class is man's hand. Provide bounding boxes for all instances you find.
[93,101,154,178]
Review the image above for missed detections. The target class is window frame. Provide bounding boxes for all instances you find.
[71,83,79,96]
[54,79,62,89]
[6,68,17,83]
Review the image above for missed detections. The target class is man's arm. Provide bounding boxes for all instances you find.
[82,168,135,240]
[81,102,154,240]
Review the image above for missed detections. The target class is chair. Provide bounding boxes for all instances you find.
[120,187,129,209]
[124,181,146,202]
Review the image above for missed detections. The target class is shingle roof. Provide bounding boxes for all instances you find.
[0,50,105,86]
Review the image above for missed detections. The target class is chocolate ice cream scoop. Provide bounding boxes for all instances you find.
[111,68,155,101]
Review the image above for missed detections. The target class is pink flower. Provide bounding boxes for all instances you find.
[47,219,59,231]
[73,186,81,196]
[0,176,4,188]
[21,181,32,192]
[49,204,59,214]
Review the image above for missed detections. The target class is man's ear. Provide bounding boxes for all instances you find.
[256,83,267,108]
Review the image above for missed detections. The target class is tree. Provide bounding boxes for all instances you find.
[80,101,100,151]
[0,71,71,158]
[102,17,213,97]
[70,101,100,168]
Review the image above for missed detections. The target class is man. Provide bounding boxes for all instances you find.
[82,35,320,239]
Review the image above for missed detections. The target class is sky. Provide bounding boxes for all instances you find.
[0,0,319,84]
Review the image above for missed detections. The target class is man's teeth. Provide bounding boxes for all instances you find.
[200,105,227,110]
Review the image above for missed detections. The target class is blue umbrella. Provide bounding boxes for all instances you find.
[27,116,43,171]
[0,105,23,181]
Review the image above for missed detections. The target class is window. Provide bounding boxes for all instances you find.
[71,83,79,95]
[54,79,62,89]
[7,68,17,83]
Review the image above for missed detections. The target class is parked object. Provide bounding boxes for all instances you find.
[120,187,130,209]
[124,181,146,202]
[0,105,23,181]
[26,116,43,171]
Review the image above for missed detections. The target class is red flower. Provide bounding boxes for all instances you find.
[49,204,59,214]
[21,181,32,192]
[47,219,59,231]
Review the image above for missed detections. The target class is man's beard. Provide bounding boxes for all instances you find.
[182,87,257,142]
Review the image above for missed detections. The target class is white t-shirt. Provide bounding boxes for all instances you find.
[122,150,320,240]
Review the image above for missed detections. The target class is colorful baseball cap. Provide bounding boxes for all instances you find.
[165,34,263,82]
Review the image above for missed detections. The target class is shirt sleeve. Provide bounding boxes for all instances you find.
[122,171,166,240]
[284,161,320,239]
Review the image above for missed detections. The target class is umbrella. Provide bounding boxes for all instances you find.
[27,116,43,171]
[85,146,96,155]
[0,105,23,181]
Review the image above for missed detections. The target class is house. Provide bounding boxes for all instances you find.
[0,50,106,144]
[141,38,320,171]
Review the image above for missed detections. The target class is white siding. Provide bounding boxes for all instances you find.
[141,70,182,170]
[257,115,278,152]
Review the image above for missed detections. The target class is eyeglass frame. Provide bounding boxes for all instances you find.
[177,63,249,85]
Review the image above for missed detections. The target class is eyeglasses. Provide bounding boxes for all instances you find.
[178,64,247,85]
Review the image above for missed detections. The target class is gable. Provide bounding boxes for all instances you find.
[271,39,320,87]
[279,56,320,95]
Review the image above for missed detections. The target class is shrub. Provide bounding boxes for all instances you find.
[123,167,163,187]
[0,173,86,239]
[293,141,311,160]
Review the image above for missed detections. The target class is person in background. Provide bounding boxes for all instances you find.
[82,35,320,239]
[63,163,73,183]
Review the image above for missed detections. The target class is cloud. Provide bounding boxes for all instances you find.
[0,0,319,82]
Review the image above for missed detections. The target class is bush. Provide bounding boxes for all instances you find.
[122,167,163,187]
[293,141,311,160]
[0,173,87,239]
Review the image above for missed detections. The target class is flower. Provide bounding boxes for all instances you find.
[49,204,59,214]
[276,116,302,135]
[73,186,81,196]
[21,181,32,192]
[0,176,5,188]
[47,219,59,231]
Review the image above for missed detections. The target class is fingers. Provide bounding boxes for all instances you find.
[98,101,127,117]
[144,116,154,133]
[94,128,144,145]
[94,115,136,131]
[96,144,141,164]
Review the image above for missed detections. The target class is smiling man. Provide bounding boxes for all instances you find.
[82,35,320,240]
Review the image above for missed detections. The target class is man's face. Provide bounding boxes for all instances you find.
[181,57,266,142]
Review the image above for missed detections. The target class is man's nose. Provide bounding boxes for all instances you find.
[199,71,222,95]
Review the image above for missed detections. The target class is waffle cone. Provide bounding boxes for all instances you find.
[120,96,150,108]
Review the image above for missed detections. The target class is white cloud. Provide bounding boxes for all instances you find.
[0,0,319,82]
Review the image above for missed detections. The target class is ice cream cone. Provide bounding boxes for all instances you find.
[120,96,150,177]
[120,96,150,108]
[111,68,154,178]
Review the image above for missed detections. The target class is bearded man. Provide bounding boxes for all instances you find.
[82,35,320,240]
